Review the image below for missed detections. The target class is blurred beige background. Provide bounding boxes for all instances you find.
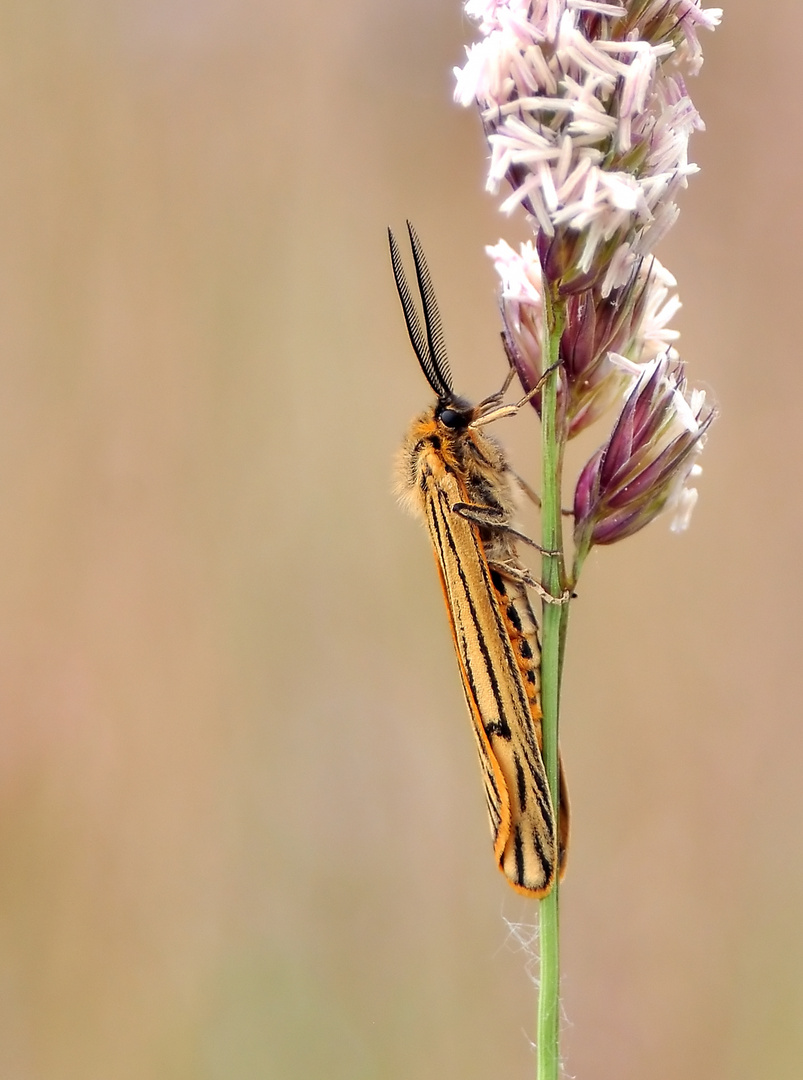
[0,2,799,1078]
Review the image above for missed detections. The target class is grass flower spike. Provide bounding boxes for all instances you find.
[456,0,720,549]
[455,0,722,293]
[489,239,682,438]
[450,3,720,1079]
[572,353,714,570]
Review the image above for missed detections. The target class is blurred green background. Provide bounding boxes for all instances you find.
[0,2,800,1078]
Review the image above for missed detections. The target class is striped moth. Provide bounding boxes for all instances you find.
[391,222,569,896]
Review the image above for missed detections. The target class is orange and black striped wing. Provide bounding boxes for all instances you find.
[421,463,557,896]
[489,567,570,876]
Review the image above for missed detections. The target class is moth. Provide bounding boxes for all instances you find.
[390,221,569,897]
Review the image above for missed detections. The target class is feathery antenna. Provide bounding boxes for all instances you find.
[388,222,453,400]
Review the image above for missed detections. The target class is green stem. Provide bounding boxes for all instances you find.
[537,291,569,1080]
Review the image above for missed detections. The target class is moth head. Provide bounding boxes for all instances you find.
[435,399,472,431]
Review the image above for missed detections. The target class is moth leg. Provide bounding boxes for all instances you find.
[508,469,574,517]
[472,342,564,428]
[509,469,541,509]
[451,502,558,556]
[487,558,571,605]
[450,501,506,527]
[471,365,560,428]
[472,364,517,416]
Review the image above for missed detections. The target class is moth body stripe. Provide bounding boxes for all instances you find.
[515,756,528,812]
[514,827,525,886]
[484,719,513,741]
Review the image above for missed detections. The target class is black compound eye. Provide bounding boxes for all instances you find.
[439,408,461,428]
